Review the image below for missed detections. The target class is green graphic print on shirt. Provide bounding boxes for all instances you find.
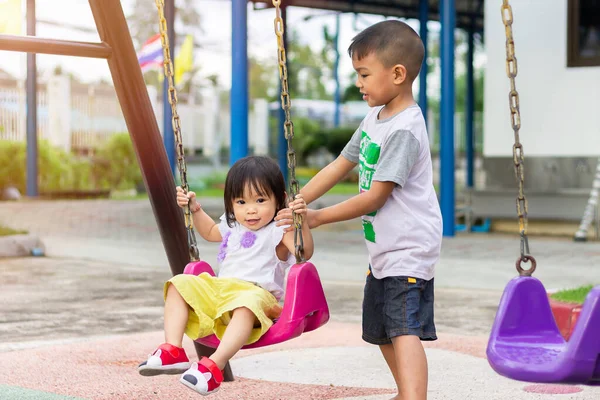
[358,131,381,243]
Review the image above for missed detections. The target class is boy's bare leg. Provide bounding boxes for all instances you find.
[209,307,255,370]
[392,335,428,400]
[164,284,190,348]
[379,343,401,398]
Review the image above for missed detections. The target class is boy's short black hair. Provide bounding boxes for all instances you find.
[223,156,287,227]
[348,20,425,82]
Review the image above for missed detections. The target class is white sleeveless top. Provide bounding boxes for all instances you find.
[216,214,294,300]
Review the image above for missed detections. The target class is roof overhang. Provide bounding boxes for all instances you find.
[250,0,485,32]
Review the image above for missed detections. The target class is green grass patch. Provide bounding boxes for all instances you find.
[0,225,27,236]
[111,182,357,203]
[550,285,595,304]
[112,168,360,201]
[327,182,358,195]
[188,182,359,198]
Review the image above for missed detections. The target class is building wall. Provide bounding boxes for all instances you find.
[484,0,600,157]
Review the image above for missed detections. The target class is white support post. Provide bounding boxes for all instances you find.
[574,160,600,241]
[18,80,26,141]
[47,75,71,151]
[185,86,196,155]
[253,98,269,155]
[202,86,219,158]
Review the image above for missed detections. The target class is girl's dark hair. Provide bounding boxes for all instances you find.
[223,156,287,227]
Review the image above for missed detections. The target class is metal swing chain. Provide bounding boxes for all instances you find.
[155,0,200,262]
[272,0,305,263]
[501,1,536,276]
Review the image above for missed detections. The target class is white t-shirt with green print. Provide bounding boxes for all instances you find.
[341,104,442,281]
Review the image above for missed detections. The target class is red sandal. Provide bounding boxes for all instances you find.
[179,357,224,395]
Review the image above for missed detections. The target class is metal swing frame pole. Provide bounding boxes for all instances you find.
[87,0,190,275]
[89,0,234,381]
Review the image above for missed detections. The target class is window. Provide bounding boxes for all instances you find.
[568,0,600,67]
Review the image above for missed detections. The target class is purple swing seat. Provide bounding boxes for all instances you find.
[182,260,330,349]
[487,277,600,384]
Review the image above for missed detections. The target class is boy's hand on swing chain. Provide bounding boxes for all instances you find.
[275,195,320,231]
[289,194,307,215]
[275,195,302,231]
[176,186,201,213]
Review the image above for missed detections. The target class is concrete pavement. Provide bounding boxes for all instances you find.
[1,321,598,399]
[1,197,598,291]
[1,197,599,399]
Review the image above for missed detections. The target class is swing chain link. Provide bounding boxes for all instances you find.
[273,0,305,263]
[155,0,200,262]
[501,0,536,276]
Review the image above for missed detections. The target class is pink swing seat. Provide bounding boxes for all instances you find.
[182,260,330,349]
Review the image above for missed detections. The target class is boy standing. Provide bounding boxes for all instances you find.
[280,20,442,400]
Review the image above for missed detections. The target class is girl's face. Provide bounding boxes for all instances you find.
[231,183,278,231]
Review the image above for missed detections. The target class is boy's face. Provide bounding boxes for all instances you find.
[352,52,405,108]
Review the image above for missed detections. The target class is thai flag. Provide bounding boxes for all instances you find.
[137,34,164,73]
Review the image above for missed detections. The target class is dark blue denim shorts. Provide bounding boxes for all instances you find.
[362,267,437,345]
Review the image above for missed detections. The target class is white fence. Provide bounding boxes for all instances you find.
[0,76,485,157]
[0,77,269,156]
[0,84,49,143]
[71,85,127,151]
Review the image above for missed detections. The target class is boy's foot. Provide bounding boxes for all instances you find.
[138,343,191,376]
[179,357,224,396]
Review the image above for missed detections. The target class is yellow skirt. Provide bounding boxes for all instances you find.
[165,273,282,345]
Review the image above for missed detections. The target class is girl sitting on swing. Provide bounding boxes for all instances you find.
[138,155,313,395]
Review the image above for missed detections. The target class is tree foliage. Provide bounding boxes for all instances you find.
[286,29,332,100]
[128,0,203,94]
[128,0,202,49]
